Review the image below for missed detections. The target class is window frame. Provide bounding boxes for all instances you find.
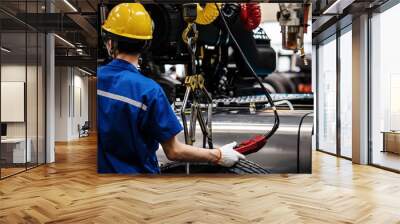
[314,21,353,160]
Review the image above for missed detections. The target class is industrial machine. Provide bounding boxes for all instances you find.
[277,1,311,65]
[98,2,313,174]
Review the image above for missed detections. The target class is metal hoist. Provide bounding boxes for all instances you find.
[180,4,216,174]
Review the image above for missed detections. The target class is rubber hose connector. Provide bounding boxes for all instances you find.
[195,3,221,25]
[221,3,240,24]
[240,3,261,31]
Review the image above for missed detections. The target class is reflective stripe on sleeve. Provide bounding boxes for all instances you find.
[97,89,147,111]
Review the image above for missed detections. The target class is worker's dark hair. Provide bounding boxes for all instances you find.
[115,39,151,55]
[102,30,151,56]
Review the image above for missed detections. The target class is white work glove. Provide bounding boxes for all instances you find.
[216,142,246,167]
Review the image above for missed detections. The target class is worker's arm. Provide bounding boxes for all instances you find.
[143,87,244,166]
[161,136,245,167]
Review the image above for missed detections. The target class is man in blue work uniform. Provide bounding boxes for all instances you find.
[97,3,245,174]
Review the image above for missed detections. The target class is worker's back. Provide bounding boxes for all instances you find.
[97,59,182,174]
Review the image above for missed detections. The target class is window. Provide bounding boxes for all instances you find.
[0,0,46,179]
[370,3,400,171]
[317,36,337,154]
[339,28,352,158]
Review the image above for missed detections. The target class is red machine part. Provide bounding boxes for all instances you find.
[240,3,261,31]
[234,135,267,155]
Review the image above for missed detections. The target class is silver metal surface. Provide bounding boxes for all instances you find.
[213,93,314,105]
[157,110,313,173]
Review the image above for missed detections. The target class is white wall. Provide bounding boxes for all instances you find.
[55,66,69,141]
[72,73,89,138]
[55,67,89,141]
[1,63,46,164]
[1,65,31,138]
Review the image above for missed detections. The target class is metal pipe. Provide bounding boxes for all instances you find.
[180,87,191,144]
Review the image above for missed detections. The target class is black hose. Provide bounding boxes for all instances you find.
[296,112,313,173]
[216,3,280,139]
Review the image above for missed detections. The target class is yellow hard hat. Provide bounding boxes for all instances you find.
[102,3,153,40]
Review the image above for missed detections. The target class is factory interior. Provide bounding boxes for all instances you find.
[0,0,400,223]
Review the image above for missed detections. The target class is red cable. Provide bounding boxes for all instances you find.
[233,3,270,155]
[234,135,267,155]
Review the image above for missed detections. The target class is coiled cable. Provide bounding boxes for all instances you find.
[240,3,261,31]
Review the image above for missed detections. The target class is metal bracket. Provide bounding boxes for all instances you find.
[180,24,214,174]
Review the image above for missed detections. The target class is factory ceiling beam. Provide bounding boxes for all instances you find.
[10,13,82,32]
[66,13,97,47]
[86,0,97,12]
[0,8,37,31]
[51,0,97,47]
[55,55,97,71]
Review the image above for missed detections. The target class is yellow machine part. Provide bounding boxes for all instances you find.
[195,3,221,25]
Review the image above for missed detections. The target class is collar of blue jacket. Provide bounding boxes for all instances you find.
[108,58,138,72]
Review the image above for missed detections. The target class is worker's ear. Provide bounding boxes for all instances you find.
[106,39,111,48]
[105,39,119,59]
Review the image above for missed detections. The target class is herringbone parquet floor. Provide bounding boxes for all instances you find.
[1,135,400,224]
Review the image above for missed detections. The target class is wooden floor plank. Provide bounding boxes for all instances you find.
[0,135,400,223]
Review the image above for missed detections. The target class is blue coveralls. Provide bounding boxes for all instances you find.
[97,59,183,174]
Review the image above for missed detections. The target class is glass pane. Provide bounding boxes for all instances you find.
[26,0,39,169]
[1,20,27,177]
[339,29,352,158]
[317,37,337,154]
[371,4,400,171]
[27,31,38,169]
[38,32,45,165]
